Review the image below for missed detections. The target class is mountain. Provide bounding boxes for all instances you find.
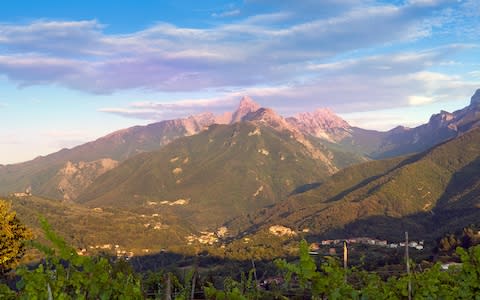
[231,96,261,123]
[76,119,354,230]
[0,97,261,200]
[0,95,365,201]
[237,127,480,240]
[286,108,352,142]
[285,89,480,160]
[367,89,480,159]
[2,89,479,203]
[0,114,219,199]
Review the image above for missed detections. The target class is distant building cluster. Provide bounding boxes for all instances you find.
[11,186,32,198]
[78,244,135,260]
[311,237,424,251]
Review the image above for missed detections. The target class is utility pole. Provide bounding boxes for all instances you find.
[405,231,412,300]
[343,241,348,283]
[165,273,172,300]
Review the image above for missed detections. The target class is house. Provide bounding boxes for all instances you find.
[377,240,388,246]
[310,243,321,251]
[441,262,462,270]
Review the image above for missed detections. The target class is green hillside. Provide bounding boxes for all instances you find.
[0,119,195,198]
[77,122,352,230]
[8,195,192,254]
[241,128,480,240]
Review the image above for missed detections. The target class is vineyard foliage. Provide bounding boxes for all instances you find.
[2,217,480,299]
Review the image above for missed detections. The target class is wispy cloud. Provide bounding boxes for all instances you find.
[99,96,240,120]
[0,0,477,127]
[212,9,241,18]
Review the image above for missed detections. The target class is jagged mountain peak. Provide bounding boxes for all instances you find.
[294,108,351,129]
[244,107,297,132]
[243,107,278,120]
[428,110,454,127]
[239,95,260,109]
[243,107,292,129]
[470,89,480,106]
[231,96,261,123]
[285,108,352,142]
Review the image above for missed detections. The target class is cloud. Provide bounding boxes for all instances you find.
[408,95,434,106]
[99,44,478,122]
[99,96,240,120]
[212,9,241,18]
[0,20,106,57]
[0,0,467,95]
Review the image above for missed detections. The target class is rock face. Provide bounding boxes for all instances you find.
[54,159,119,201]
[286,108,352,142]
[243,107,339,173]
[470,89,480,106]
[269,225,297,237]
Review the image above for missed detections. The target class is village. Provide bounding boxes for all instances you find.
[309,237,425,254]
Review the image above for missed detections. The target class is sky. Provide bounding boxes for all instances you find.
[0,0,479,164]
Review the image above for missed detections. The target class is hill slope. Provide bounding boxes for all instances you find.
[239,127,480,240]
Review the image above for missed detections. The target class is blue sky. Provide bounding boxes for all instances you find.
[0,0,479,164]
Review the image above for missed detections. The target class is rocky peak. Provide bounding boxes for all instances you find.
[231,96,261,123]
[428,110,454,128]
[243,108,292,130]
[470,89,480,106]
[293,108,350,130]
[286,108,352,142]
[188,112,216,127]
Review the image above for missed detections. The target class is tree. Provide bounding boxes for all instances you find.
[0,199,32,274]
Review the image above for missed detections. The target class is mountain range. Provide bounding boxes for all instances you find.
[2,89,480,248]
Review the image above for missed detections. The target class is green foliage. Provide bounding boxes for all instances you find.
[276,240,356,299]
[204,281,248,300]
[0,199,32,274]
[6,236,480,299]
[275,240,317,288]
[0,283,16,299]
[455,245,480,298]
[170,270,196,300]
[15,217,142,299]
[203,270,268,300]
[273,240,480,299]
[410,263,456,299]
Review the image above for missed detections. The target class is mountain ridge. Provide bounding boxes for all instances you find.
[235,127,480,240]
[2,89,480,204]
